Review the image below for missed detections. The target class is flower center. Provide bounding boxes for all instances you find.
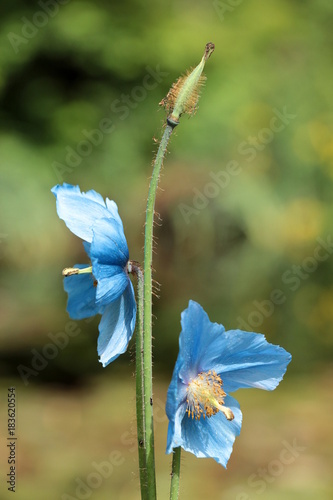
[186,370,234,421]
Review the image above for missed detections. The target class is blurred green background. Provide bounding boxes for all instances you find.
[0,0,332,498]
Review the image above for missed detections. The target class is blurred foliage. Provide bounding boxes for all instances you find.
[1,0,333,497]
[1,0,333,380]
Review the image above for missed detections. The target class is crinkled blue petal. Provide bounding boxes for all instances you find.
[51,184,123,243]
[179,301,291,394]
[166,360,187,453]
[166,352,187,419]
[92,260,129,306]
[177,301,226,383]
[106,198,124,229]
[90,217,129,267]
[206,331,292,393]
[166,403,187,455]
[63,264,102,319]
[97,281,137,366]
[83,241,91,257]
[167,395,242,468]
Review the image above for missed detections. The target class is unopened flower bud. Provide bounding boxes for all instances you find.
[160,42,215,126]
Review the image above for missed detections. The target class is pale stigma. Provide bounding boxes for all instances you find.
[186,370,234,421]
[62,266,93,277]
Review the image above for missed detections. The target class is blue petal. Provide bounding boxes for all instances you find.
[205,331,292,393]
[97,281,137,366]
[83,241,91,256]
[51,184,123,243]
[166,355,187,416]
[166,354,188,448]
[63,264,101,319]
[167,395,242,468]
[106,198,124,229]
[166,403,187,455]
[178,301,226,383]
[92,261,129,306]
[178,301,291,394]
[90,217,129,267]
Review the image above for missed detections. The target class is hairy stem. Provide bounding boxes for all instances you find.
[170,447,181,500]
[132,262,148,499]
[143,123,175,498]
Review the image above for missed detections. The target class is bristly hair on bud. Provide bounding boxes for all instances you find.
[160,42,215,127]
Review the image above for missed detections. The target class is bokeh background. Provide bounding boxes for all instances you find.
[1,0,333,498]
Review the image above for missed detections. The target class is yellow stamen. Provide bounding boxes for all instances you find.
[186,370,234,421]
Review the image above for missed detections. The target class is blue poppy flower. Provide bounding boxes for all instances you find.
[166,300,292,467]
[51,183,136,367]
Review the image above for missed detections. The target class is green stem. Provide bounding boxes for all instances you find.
[132,262,148,499]
[143,123,175,499]
[170,447,181,500]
